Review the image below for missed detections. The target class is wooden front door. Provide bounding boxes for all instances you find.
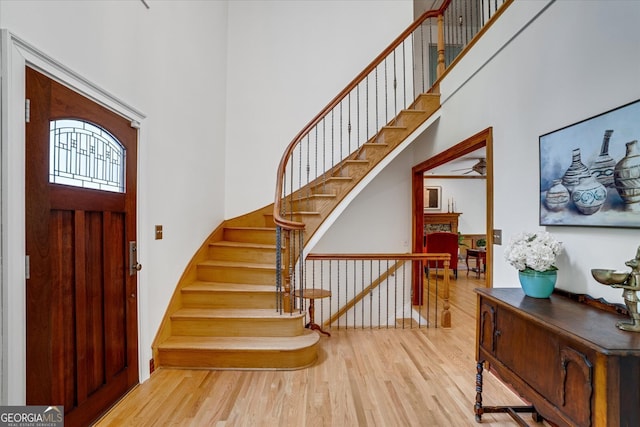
[25,67,139,426]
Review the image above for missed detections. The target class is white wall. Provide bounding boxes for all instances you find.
[0,0,228,399]
[423,178,486,234]
[316,1,640,304]
[312,148,416,254]
[224,0,414,218]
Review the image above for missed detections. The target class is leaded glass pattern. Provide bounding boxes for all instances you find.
[49,119,125,193]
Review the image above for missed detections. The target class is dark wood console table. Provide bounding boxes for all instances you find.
[475,287,640,427]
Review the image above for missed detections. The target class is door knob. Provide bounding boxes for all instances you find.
[129,242,142,276]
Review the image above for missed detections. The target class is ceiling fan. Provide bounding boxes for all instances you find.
[452,158,486,175]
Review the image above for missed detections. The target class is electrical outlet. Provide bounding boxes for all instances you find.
[155,225,163,240]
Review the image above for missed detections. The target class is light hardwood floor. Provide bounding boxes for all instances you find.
[95,272,546,426]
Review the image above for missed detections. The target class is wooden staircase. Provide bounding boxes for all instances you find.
[151,93,440,370]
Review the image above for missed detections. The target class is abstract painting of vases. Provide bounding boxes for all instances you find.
[614,140,640,212]
[539,99,640,227]
[590,129,616,187]
[571,176,607,215]
[545,179,570,212]
[561,148,592,193]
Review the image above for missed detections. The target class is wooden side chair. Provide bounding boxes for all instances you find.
[424,231,459,279]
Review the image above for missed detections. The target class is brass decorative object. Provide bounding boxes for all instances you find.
[591,246,640,332]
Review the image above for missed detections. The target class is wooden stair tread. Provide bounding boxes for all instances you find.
[290,193,337,201]
[209,241,276,249]
[362,141,389,146]
[172,307,305,319]
[159,332,319,351]
[320,176,352,182]
[312,192,337,196]
[182,281,274,292]
[198,259,276,269]
[382,125,407,130]
[224,226,276,232]
[287,211,321,215]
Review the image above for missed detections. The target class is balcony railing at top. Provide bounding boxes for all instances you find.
[274,0,508,313]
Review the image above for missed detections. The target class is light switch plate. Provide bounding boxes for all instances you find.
[493,229,502,245]
[155,225,163,240]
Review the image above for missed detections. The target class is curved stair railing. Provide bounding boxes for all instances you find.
[274,0,509,314]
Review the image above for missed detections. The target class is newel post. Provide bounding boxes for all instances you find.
[437,13,446,79]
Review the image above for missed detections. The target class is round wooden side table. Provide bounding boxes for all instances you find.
[294,288,332,337]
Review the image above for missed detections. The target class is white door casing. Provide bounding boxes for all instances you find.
[0,29,145,405]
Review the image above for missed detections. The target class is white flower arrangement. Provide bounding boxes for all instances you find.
[504,231,563,272]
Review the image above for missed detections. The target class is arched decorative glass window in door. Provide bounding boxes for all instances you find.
[49,119,125,193]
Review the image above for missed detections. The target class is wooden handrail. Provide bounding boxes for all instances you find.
[273,2,452,230]
[306,253,452,261]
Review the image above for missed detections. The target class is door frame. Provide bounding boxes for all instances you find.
[411,127,494,301]
[0,30,146,404]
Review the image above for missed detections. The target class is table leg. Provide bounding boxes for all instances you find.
[306,298,331,337]
[474,360,541,425]
[475,361,484,422]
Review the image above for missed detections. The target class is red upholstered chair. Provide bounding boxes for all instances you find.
[424,232,459,279]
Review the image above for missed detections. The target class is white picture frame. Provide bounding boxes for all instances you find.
[424,186,441,211]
